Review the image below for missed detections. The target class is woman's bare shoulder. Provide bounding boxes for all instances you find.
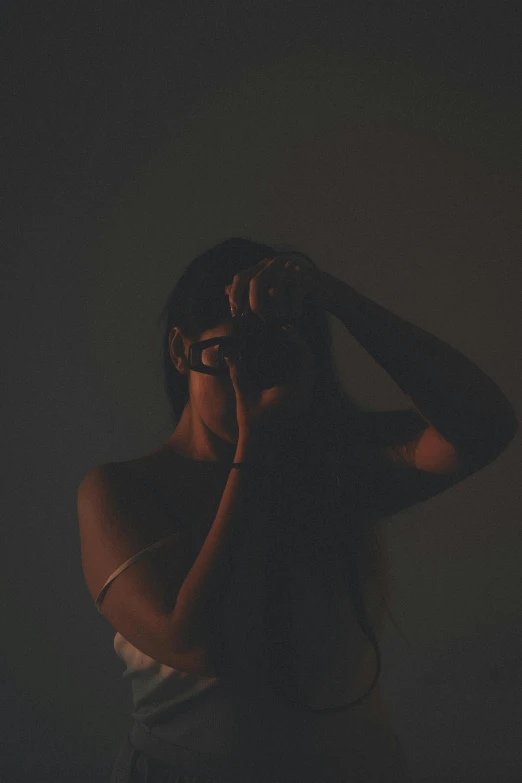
[95,445,188,484]
[81,455,159,501]
[81,451,183,518]
[91,448,229,541]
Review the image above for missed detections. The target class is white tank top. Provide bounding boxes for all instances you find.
[93,526,410,780]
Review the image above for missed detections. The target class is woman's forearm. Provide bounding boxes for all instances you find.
[310,267,518,463]
[171,429,274,675]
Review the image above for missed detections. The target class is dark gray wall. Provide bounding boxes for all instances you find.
[3,3,521,781]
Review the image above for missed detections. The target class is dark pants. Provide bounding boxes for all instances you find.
[109,722,245,783]
[110,732,212,782]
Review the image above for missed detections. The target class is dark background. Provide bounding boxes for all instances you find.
[3,2,521,780]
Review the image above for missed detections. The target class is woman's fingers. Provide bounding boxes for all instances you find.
[250,258,289,320]
[225,255,306,322]
[225,257,273,318]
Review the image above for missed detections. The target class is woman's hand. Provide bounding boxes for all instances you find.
[223,253,320,437]
[224,327,316,437]
[224,253,318,323]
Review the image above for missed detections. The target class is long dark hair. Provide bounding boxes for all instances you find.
[156,237,395,713]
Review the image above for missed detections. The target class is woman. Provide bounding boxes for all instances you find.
[78,237,517,782]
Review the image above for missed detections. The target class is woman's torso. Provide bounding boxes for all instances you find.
[107,439,410,779]
[113,438,392,704]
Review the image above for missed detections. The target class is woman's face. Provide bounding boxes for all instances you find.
[170,314,317,448]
